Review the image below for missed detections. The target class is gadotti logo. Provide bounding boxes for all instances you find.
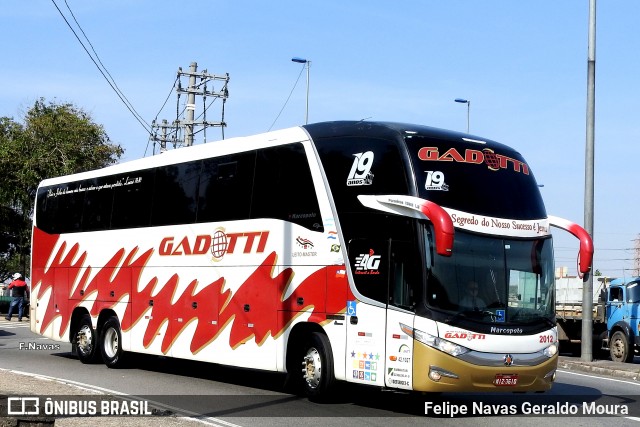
[444,331,487,340]
[158,230,269,259]
[417,147,529,175]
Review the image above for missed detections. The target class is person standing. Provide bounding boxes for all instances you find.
[4,273,29,321]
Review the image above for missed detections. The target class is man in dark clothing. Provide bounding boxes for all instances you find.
[4,273,29,321]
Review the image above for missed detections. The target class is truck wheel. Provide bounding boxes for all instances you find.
[75,315,100,364]
[609,331,634,363]
[101,316,126,368]
[296,332,335,399]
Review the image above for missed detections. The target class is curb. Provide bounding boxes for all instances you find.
[558,360,640,381]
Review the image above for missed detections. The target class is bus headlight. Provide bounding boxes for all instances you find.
[401,323,470,357]
[543,343,558,358]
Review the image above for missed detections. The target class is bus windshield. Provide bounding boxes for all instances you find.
[426,230,555,326]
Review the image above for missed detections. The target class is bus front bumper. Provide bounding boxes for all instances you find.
[412,340,557,393]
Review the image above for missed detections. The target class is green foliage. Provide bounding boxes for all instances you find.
[0,98,124,280]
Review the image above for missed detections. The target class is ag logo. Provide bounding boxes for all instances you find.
[347,151,374,186]
[354,249,381,275]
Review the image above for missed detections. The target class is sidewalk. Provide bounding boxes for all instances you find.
[558,355,640,381]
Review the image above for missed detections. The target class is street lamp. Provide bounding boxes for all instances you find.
[454,98,470,133]
[292,57,310,124]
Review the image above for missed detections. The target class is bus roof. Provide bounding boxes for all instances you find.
[303,120,514,153]
[38,120,519,187]
[37,126,309,187]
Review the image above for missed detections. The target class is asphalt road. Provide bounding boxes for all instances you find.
[2,316,640,426]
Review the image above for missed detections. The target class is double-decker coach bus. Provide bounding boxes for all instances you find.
[30,121,593,397]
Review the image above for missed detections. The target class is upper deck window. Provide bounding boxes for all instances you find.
[35,142,322,233]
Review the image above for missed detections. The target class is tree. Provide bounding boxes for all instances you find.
[0,98,124,280]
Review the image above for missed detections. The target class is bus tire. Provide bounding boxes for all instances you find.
[101,316,126,368]
[298,332,335,399]
[609,330,633,363]
[75,315,100,364]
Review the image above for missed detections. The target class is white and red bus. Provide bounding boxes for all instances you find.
[30,121,593,397]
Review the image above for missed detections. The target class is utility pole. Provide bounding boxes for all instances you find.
[185,63,198,147]
[151,61,229,152]
[177,62,229,147]
[581,0,596,362]
[150,119,177,152]
[634,235,640,276]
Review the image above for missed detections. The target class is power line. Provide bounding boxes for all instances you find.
[268,64,306,131]
[50,0,152,135]
[62,0,148,131]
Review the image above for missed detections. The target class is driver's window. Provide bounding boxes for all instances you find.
[389,241,417,311]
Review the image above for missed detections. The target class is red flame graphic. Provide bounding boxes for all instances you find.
[31,227,350,355]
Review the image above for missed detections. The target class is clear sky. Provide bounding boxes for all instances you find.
[2,1,638,279]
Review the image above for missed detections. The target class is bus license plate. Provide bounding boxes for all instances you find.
[494,374,518,386]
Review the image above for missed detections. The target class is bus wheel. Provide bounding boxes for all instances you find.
[609,331,633,363]
[101,317,126,368]
[299,332,335,399]
[75,315,100,364]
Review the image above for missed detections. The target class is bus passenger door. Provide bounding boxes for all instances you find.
[384,240,416,391]
[345,239,388,388]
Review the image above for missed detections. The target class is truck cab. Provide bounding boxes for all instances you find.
[606,278,640,363]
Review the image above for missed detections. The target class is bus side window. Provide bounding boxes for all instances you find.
[111,169,155,229]
[252,143,323,231]
[82,178,113,231]
[151,162,200,226]
[36,185,84,233]
[197,152,255,223]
